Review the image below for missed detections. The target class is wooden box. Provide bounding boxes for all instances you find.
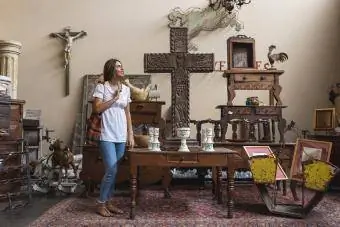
[130,101,165,126]
[227,35,256,70]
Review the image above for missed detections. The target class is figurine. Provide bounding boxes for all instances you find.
[50,27,87,68]
[122,78,152,101]
[267,45,288,69]
[48,139,77,179]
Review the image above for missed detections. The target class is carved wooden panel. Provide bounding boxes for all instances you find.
[186,54,214,71]
[144,54,175,72]
[144,27,214,137]
[255,107,282,115]
[233,82,273,90]
[221,106,252,117]
[234,75,274,82]
[171,27,188,53]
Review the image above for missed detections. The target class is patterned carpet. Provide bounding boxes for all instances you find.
[29,185,340,226]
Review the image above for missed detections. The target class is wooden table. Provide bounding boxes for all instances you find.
[216,105,287,143]
[129,148,240,219]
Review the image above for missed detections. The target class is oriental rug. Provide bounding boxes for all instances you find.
[29,186,340,226]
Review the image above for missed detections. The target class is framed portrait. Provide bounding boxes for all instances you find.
[313,108,336,131]
[243,146,288,180]
[227,35,256,70]
[290,139,333,181]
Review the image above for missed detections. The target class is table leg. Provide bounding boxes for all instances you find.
[216,167,222,204]
[130,165,138,219]
[290,180,299,201]
[220,119,228,142]
[212,167,216,199]
[278,118,286,144]
[227,83,235,106]
[226,166,235,218]
[162,167,172,198]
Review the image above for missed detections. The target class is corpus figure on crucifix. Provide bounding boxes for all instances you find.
[51,27,87,68]
[50,27,87,96]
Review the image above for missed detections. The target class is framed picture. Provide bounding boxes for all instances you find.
[227,35,256,70]
[313,108,336,131]
[290,139,333,181]
[243,146,288,180]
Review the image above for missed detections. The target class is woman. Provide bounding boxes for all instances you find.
[92,58,134,217]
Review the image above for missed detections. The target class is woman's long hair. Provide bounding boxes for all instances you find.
[103,58,120,82]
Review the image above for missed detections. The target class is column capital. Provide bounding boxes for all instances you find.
[0,40,22,55]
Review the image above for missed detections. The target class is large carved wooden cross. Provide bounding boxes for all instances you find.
[144,27,214,137]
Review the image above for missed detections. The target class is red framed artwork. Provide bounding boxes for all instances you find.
[243,146,288,180]
[290,139,333,181]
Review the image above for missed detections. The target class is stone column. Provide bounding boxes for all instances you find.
[0,40,22,99]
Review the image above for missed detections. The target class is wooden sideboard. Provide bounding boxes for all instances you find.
[0,99,25,197]
[308,134,340,190]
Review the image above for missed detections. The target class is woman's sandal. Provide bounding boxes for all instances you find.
[106,202,124,214]
[96,203,114,217]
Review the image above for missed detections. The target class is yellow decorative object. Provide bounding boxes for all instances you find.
[123,78,152,101]
[303,160,337,192]
[249,156,277,184]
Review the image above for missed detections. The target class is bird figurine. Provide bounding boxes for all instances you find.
[267,45,288,69]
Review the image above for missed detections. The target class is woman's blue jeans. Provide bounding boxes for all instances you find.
[98,141,125,203]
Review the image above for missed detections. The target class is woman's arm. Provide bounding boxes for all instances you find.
[92,95,118,114]
[124,104,133,137]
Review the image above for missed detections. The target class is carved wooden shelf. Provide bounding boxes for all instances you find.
[223,69,285,106]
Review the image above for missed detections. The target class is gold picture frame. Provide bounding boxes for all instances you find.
[290,139,332,182]
[313,108,336,131]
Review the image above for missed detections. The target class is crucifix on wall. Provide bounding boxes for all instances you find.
[50,27,87,96]
[144,27,214,146]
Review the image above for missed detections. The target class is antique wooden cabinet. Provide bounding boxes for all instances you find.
[80,101,166,193]
[308,134,340,190]
[224,69,284,106]
[216,105,287,143]
[0,99,25,197]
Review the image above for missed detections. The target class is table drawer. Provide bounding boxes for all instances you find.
[130,102,161,113]
[255,107,281,115]
[234,75,274,82]
[222,107,252,116]
[166,153,198,163]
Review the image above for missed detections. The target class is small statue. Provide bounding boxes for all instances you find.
[50,27,87,68]
[49,139,77,179]
[148,84,160,101]
[267,45,288,69]
[122,78,152,101]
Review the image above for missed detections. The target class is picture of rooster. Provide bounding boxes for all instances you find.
[267,45,288,69]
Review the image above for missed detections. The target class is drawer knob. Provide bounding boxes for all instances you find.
[136,104,144,110]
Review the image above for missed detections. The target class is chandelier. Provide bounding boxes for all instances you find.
[209,0,251,13]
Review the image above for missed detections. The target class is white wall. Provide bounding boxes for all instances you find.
[0,0,339,144]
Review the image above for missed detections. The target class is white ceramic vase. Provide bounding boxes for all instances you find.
[177,127,191,152]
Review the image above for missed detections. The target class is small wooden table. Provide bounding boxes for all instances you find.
[129,148,240,219]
